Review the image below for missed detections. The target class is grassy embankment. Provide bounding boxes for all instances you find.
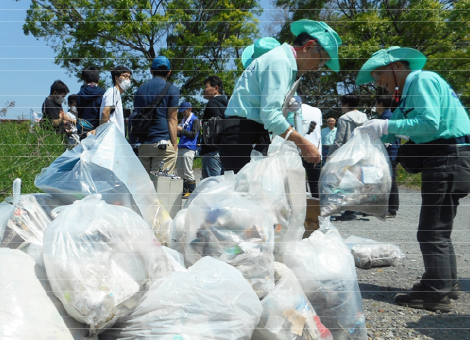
[0,121,419,201]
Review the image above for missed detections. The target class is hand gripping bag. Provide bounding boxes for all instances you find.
[252,262,333,340]
[43,195,174,337]
[319,132,392,220]
[283,218,367,340]
[180,179,275,299]
[34,123,172,243]
[101,257,263,340]
[0,248,74,340]
[234,136,306,256]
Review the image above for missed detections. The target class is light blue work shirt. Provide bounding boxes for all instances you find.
[383,70,470,144]
[225,43,297,136]
[321,127,337,145]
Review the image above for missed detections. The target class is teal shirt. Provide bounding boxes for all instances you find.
[321,127,337,145]
[383,70,470,144]
[225,43,296,135]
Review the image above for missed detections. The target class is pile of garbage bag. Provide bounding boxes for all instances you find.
[344,235,406,269]
[234,136,306,255]
[252,262,333,340]
[283,218,367,340]
[34,123,172,243]
[320,132,392,220]
[43,195,174,337]
[174,178,276,299]
[102,257,263,340]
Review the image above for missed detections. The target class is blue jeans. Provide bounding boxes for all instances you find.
[201,150,224,178]
[418,147,470,297]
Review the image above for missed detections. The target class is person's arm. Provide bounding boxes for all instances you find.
[167,107,178,150]
[280,127,321,164]
[179,119,200,140]
[100,106,112,125]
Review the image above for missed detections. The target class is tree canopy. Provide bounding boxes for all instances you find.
[21,0,260,113]
[273,0,470,119]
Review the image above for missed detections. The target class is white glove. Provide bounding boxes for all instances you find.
[287,96,302,112]
[358,119,389,137]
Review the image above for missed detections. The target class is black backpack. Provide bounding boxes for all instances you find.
[129,82,171,140]
[202,97,226,147]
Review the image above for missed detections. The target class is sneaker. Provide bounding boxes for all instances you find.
[412,281,461,300]
[334,213,357,221]
[395,291,453,311]
[386,212,397,218]
[182,192,191,199]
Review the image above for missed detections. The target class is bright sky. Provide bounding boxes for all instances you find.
[0,1,277,120]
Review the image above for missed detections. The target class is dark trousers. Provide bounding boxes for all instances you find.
[302,159,321,198]
[418,148,470,296]
[388,161,399,213]
[218,118,270,174]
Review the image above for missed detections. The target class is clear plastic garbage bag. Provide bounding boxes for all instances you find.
[34,123,171,243]
[252,262,333,340]
[0,248,74,340]
[180,180,275,299]
[320,132,392,220]
[43,194,173,337]
[0,195,53,249]
[234,136,306,256]
[344,235,406,269]
[101,257,263,340]
[283,218,367,340]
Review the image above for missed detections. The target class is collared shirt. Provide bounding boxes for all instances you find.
[321,126,337,146]
[384,70,470,144]
[224,43,297,136]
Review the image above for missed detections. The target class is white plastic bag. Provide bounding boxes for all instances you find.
[344,235,406,269]
[35,123,172,243]
[0,195,54,249]
[0,248,74,340]
[234,136,306,256]
[252,262,333,340]
[103,257,263,340]
[43,194,173,337]
[320,132,392,220]
[283,218,367,340]
[180,180,275,298]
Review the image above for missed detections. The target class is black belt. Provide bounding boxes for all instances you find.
[431,144,470,156]
[422,135,470,146]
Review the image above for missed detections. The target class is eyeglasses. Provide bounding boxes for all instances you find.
[120,73,132,80]
[371,65,389,82]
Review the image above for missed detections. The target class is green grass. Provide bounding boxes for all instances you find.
[193,156,202,169]
[0,121,70,201]
[396,163,422,189]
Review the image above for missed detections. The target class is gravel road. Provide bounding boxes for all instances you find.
[331,188,470,340]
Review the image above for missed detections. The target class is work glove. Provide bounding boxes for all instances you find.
[287,96,302,112]
[358,119,389,137]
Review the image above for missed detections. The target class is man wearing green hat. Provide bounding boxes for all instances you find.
[356,46,470,311]
[218,20,342,173]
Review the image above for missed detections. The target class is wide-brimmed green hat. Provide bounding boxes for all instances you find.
[355,46,427,85]
[290,20,342,73]
[241,37,281,68]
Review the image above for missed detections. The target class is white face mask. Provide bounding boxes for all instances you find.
[119,79,131,91]
[55,96,64,105]
[69,106,77,113]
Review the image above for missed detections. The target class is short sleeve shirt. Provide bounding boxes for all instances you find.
[133,77,180,144]
[100,86,125,135]
[42,97,63,133]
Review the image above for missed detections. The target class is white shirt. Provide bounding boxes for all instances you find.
[301,104,322,155]
[100,86,125,135]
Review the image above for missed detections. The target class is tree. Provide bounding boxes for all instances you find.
[273,0,470,120]
[21,0,260,114]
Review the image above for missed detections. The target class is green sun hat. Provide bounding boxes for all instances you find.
[241,45,254,68]
[290,20,343,73]
[241,37,281,68]
[355,46,427,85]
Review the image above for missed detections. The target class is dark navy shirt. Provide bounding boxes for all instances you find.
[379,109,400,161]
[132,76,180,144]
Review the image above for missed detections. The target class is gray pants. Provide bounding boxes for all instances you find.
[177,148,196,181]
[139,142,177,174]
